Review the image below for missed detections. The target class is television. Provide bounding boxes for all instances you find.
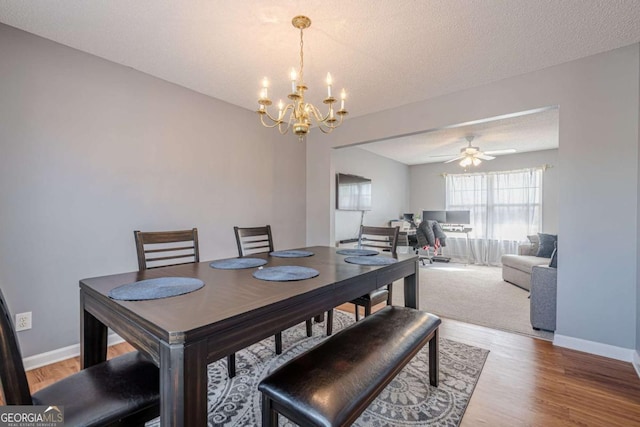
[446,210,471,225]
[336,173,372,211]
[422,210,447,223]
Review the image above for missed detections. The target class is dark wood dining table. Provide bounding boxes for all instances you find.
[79,246,419,426]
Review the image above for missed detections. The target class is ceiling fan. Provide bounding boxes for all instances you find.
[436,136,515,167]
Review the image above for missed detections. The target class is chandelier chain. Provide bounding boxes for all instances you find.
[299,27,304,83]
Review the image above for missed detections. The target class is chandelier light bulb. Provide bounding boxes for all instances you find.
[290,68,297,92]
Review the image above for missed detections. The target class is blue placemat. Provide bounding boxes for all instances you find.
[344,256,398,266]
[108,277,204,301]
[252,266,319,281]
[210,258,267,269]
[269,250,315,258]
[336,248,379,256]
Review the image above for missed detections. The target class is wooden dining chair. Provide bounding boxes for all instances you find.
[351,225,400,320]
[134,228,200,270]
[0,288,160,426]
[234,225,334,338]
[234,225,275,256]
[134,227,235,378]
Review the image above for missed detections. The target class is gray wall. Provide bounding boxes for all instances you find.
[0,24,307,357]
[332,147,410,242]
[308,44,639,351]
[637,43,640,360]
[409,149,559,233]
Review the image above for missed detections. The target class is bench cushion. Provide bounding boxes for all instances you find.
[258,306,440,427]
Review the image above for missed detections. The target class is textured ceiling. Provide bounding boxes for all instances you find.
[357,107,559,165]
[1,0,639,123]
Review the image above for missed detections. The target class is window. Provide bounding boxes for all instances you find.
[446,168,543,264]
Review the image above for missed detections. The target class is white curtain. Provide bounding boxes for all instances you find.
[445,168,543,265]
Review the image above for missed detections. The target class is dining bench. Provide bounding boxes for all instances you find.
[258,305,441,427]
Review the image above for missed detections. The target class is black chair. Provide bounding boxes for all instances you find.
[350,225,399,320]
[234,226,334,337]
[134,228,199,270]
[0,288,159,426]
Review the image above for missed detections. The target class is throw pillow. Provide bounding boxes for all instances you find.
[549,241,558,268]
[527,234,540,256]
[536,233,557,258]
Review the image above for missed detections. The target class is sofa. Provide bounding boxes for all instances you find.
[501,233,558,332]
[501,243,550,291]
[530,265,557,331]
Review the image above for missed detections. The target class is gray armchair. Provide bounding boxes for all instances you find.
[530,265,557,331]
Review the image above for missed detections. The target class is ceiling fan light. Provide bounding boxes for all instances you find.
[472,157,482,166]
[459,157,472,167]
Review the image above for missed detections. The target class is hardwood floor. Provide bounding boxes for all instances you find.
[7,305,640,426]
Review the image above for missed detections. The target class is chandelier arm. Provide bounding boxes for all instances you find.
[261,109,282,123]
[306,103,330,123]
[262,103,296,124]
[306,104,343,132]
[278,123,290,135]
[277,105,296,134]
[260,114,285,129]
[316,125,334,134]
[314,114,344,133]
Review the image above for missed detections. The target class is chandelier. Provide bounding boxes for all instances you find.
[257,16,348,141]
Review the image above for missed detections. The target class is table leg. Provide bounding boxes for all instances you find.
[403,260,420,309]
[466,231,471,265]
[80,290,107,369]
[159,340,208,426]
[429,328,439,387]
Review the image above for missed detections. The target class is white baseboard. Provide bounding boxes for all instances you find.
[23,334,125,371]
[633,350,640,379]
[553,334,635,363]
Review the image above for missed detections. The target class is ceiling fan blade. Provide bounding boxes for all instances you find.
[475,153,496,160]
[484,149,517,155]
[444,155,465,163]
[430,154,458,158]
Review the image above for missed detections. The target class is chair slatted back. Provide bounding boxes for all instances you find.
[0,288,33,405]
[134,228,200,270]
[359,225,400,254]
[234,226,274,256]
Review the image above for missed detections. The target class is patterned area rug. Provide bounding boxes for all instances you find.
[148,310,488,427]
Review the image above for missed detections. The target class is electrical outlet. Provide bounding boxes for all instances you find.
[15,311,32,331]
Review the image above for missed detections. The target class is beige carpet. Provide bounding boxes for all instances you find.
[393,262,553,340]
